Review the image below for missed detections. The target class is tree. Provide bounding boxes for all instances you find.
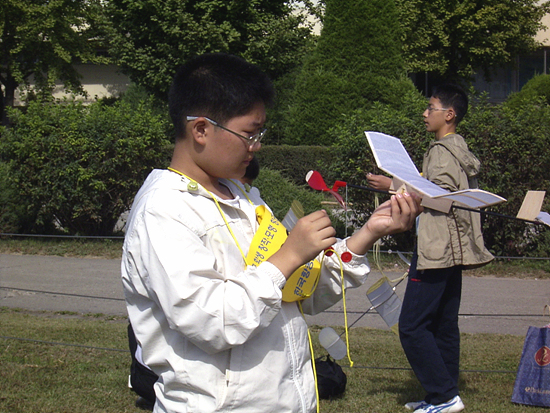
[396,0,550,82]
[0,0,108,126]
[283,0,421,145]
[105,0,315,100]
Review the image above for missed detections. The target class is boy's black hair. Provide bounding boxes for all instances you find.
[431,84,468,124]
[169,53,275,140]
[243,156,260,182]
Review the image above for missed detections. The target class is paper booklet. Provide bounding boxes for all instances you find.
[365,131,507,213]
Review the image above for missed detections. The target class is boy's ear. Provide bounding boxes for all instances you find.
[445,108,457,123]
[188,118,209,145]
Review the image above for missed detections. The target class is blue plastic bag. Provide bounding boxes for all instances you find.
[512,326,550,407]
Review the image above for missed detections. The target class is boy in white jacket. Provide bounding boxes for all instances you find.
[121,52,421,413]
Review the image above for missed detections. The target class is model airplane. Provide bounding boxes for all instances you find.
[365,131,507,213]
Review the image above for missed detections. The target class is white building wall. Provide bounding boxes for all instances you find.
[14,64,131,106]
[536,11,550,45]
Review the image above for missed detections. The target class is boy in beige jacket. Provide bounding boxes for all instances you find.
[368,84,493,413]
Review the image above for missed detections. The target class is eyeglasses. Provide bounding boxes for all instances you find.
[425,106,449,113]
[187,116,267,148]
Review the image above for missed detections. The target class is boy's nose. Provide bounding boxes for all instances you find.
[249,142,261,152]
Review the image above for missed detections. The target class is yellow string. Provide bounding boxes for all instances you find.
[297,248,353,412]
[228,179,253,205]
[300,300,320,413]
[334,251,354,367]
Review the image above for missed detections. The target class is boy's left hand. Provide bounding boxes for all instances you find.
[366,192,422,238]
[346,192,422,256]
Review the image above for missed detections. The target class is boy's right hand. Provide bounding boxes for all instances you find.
[366,173,392,191]
[267,210,336,279]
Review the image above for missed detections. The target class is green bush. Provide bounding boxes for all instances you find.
[0,162,17,233]
[461,94,550,257]
[505,74,550,110]
[255,145,343,188]
[0,162,56,234]
[3,84,550,256]
[0,98,171,236]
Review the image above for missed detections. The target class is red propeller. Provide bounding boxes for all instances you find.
[305,170,347,210]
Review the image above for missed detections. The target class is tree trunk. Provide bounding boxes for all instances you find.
[2,76,18,127]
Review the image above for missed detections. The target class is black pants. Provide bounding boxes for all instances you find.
[398,252,462,405]
[128,323,159,403]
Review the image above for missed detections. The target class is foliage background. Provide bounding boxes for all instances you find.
[106,0,315,100]
[284,0,420,145]
[0,0,108,125]
[0,97,171,235]
[1,1,550,257]
[395,0,550,82]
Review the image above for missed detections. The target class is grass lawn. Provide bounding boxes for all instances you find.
[1,238,549,412]
[0,307,547,413]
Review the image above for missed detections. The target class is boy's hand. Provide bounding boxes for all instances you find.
[347,192,422,256]
[367,192,422,237]
[366,173,392,191]
[268,210,336,279]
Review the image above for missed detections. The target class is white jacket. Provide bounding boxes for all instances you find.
[121,169,371,413]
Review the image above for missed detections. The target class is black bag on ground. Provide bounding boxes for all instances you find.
[314,355,347,399]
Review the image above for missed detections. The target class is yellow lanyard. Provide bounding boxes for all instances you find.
[168,168,322,301]
[168,167,250,262]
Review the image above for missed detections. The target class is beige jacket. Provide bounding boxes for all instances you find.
[417,134,494,270]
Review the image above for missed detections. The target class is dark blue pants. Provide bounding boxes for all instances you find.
[128,323,158,404]
[398,252,462,405]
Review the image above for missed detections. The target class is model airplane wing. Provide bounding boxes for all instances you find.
[516,190,550,227]
[281,200,304,231]
[365,131,506,212]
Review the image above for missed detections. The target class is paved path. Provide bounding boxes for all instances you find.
[1,253,549,335]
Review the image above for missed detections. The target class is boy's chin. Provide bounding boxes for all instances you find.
[227,169,247,180]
